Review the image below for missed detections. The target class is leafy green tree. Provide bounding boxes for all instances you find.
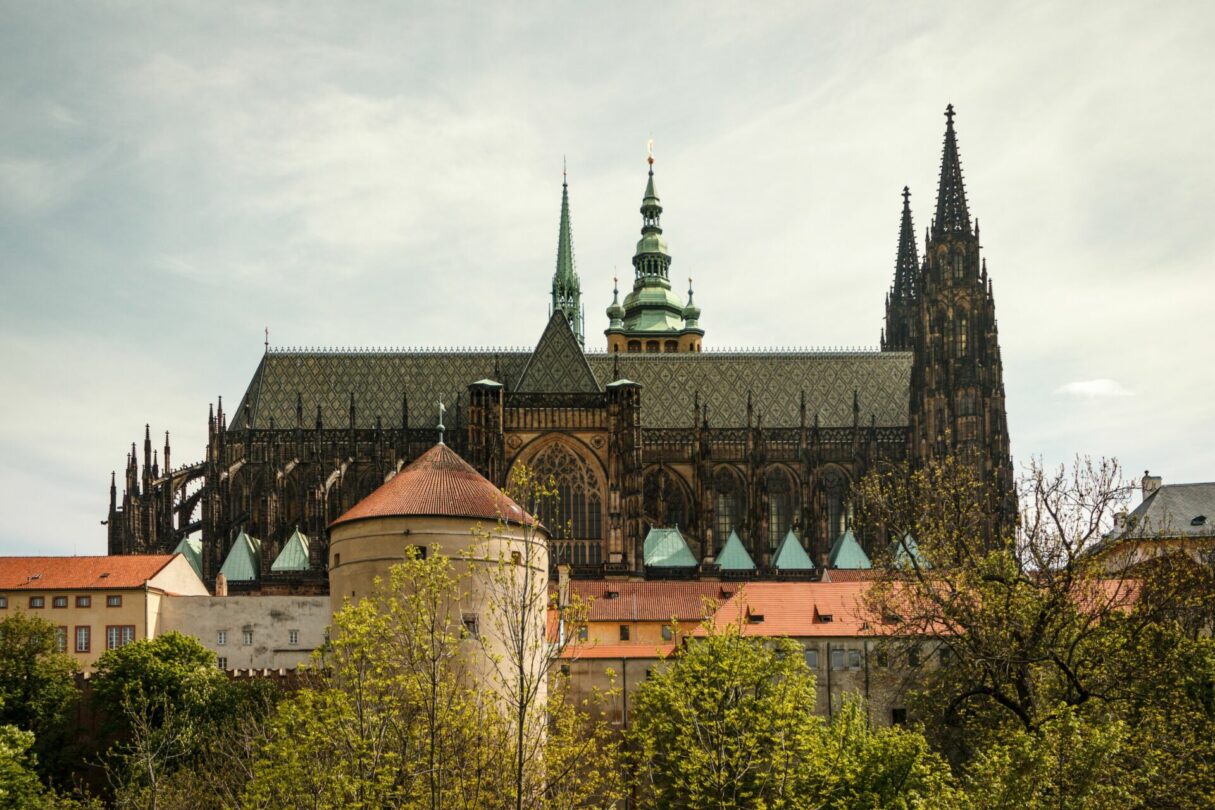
[628,624,818,808]
[244,549,512,809]
[0,723,45,809]
[0,613,79,784]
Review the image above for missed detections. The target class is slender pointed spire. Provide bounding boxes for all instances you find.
[894,186,918,300]
[933,104,971,239]
[550,162,584,346]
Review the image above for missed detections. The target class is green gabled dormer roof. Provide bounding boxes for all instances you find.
[772,529,815,571]
[891,533,930,570]
[644,526,698,568]
[271,527,310,573]
[828,529,872,569]
[716,529,755,571]
[172,536,203,579]
[219,531,262,582]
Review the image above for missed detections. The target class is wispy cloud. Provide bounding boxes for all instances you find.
[1056,379,1134,398]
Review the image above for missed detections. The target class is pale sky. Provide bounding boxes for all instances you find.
[2,2,1213,555]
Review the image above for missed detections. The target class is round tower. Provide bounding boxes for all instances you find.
[328,442,550,685]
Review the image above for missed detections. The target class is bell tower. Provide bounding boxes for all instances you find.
[908,105,1013,519]
[605,147,705,354]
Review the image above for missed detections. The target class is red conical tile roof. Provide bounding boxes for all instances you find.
[330,443,531,528]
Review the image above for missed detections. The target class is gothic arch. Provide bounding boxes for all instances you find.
[764,465,800,550]
[642,466,692,537]
[818,464,852,544]
[712,465,747,549]
[511,436,605,566]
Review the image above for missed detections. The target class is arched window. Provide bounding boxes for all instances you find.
[646,340,660,353]
[714,467,745,546]
[643,469,690,536]
[821,466,850,544]
[957,314,968,357]
[627,340,641,353]
[766,467,799,550]
[524,442,603,566]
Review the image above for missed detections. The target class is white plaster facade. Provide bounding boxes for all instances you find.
[159,594,330,670]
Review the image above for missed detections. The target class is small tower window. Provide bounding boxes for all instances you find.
[664,340,678,353]
[627,340,641,353]
[645,340,660,353]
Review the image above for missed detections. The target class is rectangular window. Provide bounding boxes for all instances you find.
[619,624,630,642]
[830,647,846,670]
[462,615,479,640]
[75,596,90,608]
[288,629,299,646]
[0,596,7,609]
[938,646,951,667]
[242,630,253,646]
[75,626,90,653]
[577,626,588,642]
[804,648,819,669]
[217,630,227,646]
[661,625,673,641]
[29,596,44,609]
[892,708,908,726]
[106,626,135,650]
[848,649,862,669]
[217,657,227,670]
[908,645,920,669]
[106,595,122,608]
[55,627,67,653]
[52,596,68,609]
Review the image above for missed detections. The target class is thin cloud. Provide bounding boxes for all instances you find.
[1056,379,1134,398]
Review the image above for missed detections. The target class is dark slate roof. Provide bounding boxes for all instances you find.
[233,349,912,431]
[1114,483,1215,541]
[515,312,601,394]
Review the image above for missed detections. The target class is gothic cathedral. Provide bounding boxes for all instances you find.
[107,107,1012,589]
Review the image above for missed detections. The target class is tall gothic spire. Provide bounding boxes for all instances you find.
[550,163,584,346]
[933,104,971,239]
[893,186,918,300]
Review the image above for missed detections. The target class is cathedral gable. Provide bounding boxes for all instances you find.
[514,311,602,395]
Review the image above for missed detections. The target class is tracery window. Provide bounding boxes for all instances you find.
[714,467,745,546]
[766,467,799,549]
[821,466,850,544]
[957,314,969,357]
[526,442,603,566]
[643,469,690,536]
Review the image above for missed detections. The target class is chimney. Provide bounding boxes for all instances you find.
[214,572,228,597]
[1142,471,1162,497]
[1113,511,1128,535]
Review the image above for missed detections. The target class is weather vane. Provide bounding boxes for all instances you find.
[647,137,654,167]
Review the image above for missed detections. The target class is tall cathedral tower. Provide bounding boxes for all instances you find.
[905,105,1013,516]
[550,168,584,346]
[605,152,704,353]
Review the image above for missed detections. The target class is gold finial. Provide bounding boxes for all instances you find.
[646,137,654,167]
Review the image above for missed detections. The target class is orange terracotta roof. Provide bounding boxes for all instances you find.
[572,580,736,623]
[331,443,531,528]
[701,581,876,638]
[560,641,676,659]
[0,555,177,590]
[819,568,880,583]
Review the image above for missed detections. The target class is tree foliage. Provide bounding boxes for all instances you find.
[857,454,1215,807]
[0,612,79,782]
[627,620,959,809]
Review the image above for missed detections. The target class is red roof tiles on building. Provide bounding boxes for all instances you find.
[331,443,531,528]
[572,580,735,623]
[704,582,875,638]
[0,555,177,590]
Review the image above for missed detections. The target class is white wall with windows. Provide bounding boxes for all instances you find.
[159,595,329,670]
